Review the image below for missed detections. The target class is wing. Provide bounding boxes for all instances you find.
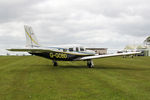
[7,48,55,53]
[80,52,141,60]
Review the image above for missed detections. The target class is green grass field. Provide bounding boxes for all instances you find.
[0,56,150,100]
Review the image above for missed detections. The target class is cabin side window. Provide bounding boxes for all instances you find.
[63,49,67,52]
[76,47,79,52]
[69,48,73,52]
[80,47,84,51]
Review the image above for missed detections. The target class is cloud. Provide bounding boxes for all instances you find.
[0,0,150,54]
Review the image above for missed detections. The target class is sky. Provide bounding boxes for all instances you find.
[0,0,150,54]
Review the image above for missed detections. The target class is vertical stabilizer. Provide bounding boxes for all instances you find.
[24,25,40,47]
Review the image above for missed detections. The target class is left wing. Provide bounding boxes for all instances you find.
[7,48,55,53]
[80,52,141,60]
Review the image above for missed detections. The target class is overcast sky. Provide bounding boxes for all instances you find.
[0,0,150,54]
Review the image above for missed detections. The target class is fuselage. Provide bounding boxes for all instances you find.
[30,46,95,61]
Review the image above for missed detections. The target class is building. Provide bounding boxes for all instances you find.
[86,48,107,55]
[125,36,150,56]
[139,36,150,56]
[137,48,150,56]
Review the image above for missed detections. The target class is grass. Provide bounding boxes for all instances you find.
[0,56,150,100]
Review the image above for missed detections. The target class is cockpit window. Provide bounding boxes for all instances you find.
[80,47,84,51]
[69,48,73,52]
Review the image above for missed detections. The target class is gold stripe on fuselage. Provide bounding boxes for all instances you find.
[25,30,39,45]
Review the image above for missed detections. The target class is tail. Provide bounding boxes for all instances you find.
[24,25,40,47]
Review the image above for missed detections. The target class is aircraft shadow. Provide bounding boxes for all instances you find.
[58,65,87,69]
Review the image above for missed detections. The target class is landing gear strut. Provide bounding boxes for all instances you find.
[87,59,94,68]
[52,60,58,66]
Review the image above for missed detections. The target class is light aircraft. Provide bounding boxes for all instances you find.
[7,25,140,68]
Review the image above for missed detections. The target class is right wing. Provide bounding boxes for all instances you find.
[80,52,141,60]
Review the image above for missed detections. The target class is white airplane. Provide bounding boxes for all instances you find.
[7,25,141,68]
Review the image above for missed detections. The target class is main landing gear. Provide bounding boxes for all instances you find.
[52,60,58,66]
[52,60,94,68]
[87,59,94,68]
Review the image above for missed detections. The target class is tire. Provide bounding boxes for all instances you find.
[53,61,58,66]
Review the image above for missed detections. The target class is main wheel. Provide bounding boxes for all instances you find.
[53,60,58,66]
[54,62,58,66]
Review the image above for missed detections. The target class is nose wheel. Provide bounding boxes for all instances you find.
[87,59,94,68]
[52,60,58,66]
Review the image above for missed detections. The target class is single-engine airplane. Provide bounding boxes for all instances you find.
[7,25,141,68]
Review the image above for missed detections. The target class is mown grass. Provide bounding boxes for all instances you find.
[0,56,150,100]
